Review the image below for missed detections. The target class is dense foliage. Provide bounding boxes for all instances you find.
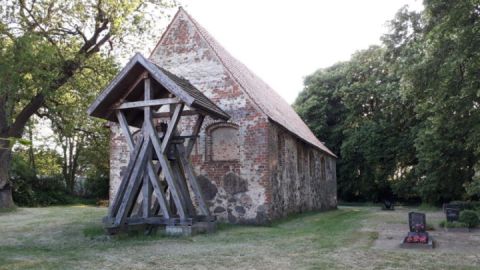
[295,0,480,204]
[459,210,480,228]
[0,0,176,207]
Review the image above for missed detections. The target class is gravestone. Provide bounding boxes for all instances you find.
[409,212,426,232]
[382,199,395,210]
[380,187,395,211]
[400,212,434,249]
[445,208,460,222]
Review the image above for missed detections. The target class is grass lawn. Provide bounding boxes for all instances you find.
[1,206,479,269]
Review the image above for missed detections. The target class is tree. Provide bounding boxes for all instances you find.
[383,1,480,203]
[46,55,116,194]
[297,2,480,204]
[296,46,418,202]
[0,0,176,208]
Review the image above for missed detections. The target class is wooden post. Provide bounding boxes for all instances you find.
[108,135,143,218]
[142,77,152,218]
[176,144,211,216]
[114,138,151,226]
[146,117,188,220]
[115,93,171,222]
[171,159,196,216]
[186,114,204,157]
[161,103,184,153]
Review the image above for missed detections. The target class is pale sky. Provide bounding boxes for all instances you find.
[157,0,424,104]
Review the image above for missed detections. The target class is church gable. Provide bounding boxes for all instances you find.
[149,9,259,119]
[150,7,335,157]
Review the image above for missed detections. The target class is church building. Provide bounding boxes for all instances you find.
[109,7,337,224]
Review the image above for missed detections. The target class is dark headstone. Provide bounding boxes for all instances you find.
[402,212,434,248]
[443,203,461,212]
[380,186,395,210]
[445,208,460,222]
[223,172,248,194]
[408,212,426,232]
[383,200,394,210]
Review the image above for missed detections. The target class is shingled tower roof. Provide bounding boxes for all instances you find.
[151,8,336,157]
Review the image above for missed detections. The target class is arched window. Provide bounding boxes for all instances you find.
[206,123,240,161]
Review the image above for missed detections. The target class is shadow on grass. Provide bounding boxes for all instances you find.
[208,208,369,249]
[0,206,18,214]
[81,208,368,248]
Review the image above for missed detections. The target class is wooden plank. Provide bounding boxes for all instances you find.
[114,138,151,226]
[146,160,171,218]
[141,58,195,106]
[142,174,152,218]
[161,103,184,153]
[176,144,210,216]
[116,71,148,108]
[116,110,135,149]
[87,53,145,116]
[171,159,196,216]
[186,114,204,157]
[117,98,180,110]
[152,109,199,118]
[151,198,160,216]
[141,77,152,219]
[129,173,145,218]
[109,109,144,218]
[145,118,187,219]
[108,135,144,218]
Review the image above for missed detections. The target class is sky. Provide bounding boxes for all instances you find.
[155,0,425,104]
[33,0,424,149]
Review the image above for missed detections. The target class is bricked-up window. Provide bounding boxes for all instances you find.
[206,123,240,161]
[309,151,315,177]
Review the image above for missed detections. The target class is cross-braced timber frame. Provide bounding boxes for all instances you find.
[87,53,230,234]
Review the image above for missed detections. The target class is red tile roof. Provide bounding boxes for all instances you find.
[152,8,335,157]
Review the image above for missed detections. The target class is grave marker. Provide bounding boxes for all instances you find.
[409,212,426,232]
[401,212,434,248]
[445,208,460,222]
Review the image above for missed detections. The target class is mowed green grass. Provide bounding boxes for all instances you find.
[0,206,478,270]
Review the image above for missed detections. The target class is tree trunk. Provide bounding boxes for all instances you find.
[0,144,14,209]
[0,95,15,209]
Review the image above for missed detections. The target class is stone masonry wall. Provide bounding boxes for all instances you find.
[109,123,128,203]
[268,123,337,219]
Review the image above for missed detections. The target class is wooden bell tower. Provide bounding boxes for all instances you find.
[88,53,230,235]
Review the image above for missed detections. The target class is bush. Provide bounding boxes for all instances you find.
[459,210,480,228]
[10,155,70,206]
[84,173,109,199]
[438,220,468,228]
